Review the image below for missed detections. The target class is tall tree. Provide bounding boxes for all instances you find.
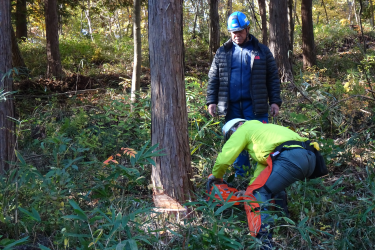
[288,0,294,66]
[370,0,374,28]
[227,0,232,18]
[16,0,28,41]
[11,27,27,70]
[0,0,15,173]
[148,0,194,208]
[209,0,220,62]
[301,0,316,69]
[269,0,293,83]
[45,0,62,78]
[131,0,141,102]
[258,0,268,45]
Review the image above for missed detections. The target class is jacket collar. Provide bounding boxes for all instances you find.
[223,34,260,52]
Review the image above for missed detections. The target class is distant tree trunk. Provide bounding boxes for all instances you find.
[192,1,199,39]
[301,0,316,69]
[348,0,353,24]
[258,0,268,46]
[354,1,359,25]
[269,0,293,83]
[149,0,195,208]
[288,0,294,50]
[321,0,329,24]
[45,0,62,78]
[209,0,220,62]
[11,27,26,69]
[227,0,232,18]
[131,0,141,102]
[0,0,16,173]
[358,0,366,53]
[288,0,294,68]
[85,0,93,41]
[294,0,300,25]
[370,0,374,28]
[16,0,27,41]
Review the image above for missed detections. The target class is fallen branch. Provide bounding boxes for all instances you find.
[14,88,106,99]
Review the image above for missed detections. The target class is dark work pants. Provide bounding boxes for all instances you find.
[254,148,316,236]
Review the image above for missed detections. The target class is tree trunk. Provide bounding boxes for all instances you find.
[321,0,329,24]
[209,0,220,62]
[269,0,293,83]
[258,0,268,46]
[301,0,316,69]
[227,0,232,18]
[131,0,141,102]
[348,0,353,24]
[0,0,16,173]
[288,0,294,68]
[370,0,374,28]
[45,0,62,78]
[85,0,93,41]
[294,0,300,25]
[148,0,194,207]
[11,26,27,69]
[16,0,27,41]
[354,1,359,25]
[358,0,366,53]
[192,1,199,39]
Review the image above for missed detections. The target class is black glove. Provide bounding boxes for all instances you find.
[208,174,223,184]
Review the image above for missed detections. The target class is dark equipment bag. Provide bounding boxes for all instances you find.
[271,140,328,179]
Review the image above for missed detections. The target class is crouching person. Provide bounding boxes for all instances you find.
[208,119,326,249]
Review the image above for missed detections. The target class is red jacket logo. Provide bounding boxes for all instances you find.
[255,56,260,59]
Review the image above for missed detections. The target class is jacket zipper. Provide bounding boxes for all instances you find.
[240,48,243,114]
[250,50,256,114]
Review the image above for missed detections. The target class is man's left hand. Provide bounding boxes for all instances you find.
[270,104,279,117]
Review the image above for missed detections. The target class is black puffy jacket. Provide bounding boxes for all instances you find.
[206,35,282,116]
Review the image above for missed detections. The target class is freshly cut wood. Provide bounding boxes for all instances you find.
[153,194,187,211]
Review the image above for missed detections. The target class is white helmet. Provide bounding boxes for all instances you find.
[222,118,246,141]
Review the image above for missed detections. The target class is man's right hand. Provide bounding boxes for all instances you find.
[208,104,217,117]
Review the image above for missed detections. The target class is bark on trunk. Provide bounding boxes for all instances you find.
[358,0,366,53]
[258,0,268,46]
[148,0,194,206]
[321,0,329,24]
[45,0,62,78]
[288,0,294,68]
[85,0,94,42]
[16,0,27,41]
[227,0,232,18]
[0,0,16,173]
[301,0,316,69]
[131,0,141,102]
[209,0,220,62]
[370,0,374,28]
[348,0,353,24]
[269,0,294,83]
[11,27,27,69]
[294,0,300,25]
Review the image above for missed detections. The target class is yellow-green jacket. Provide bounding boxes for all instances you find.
[212,120,308,184]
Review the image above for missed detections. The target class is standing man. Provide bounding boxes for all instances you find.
[206,11,282,177]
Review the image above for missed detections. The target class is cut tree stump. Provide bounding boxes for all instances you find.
[153,194,187,212]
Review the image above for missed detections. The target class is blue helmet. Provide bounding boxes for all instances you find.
[227,11,250,32]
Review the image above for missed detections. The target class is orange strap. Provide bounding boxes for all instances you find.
[244,154,273,236]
